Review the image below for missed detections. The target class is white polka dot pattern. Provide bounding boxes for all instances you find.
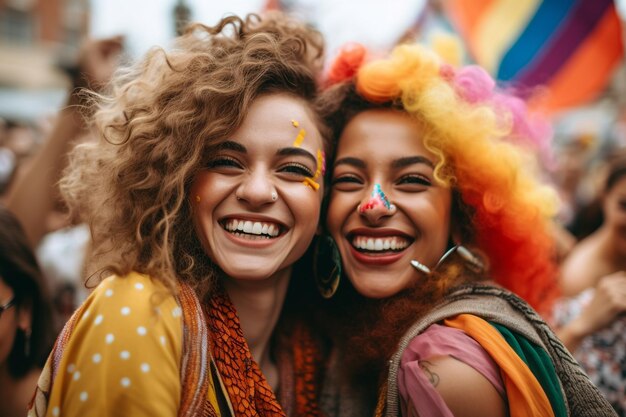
[41,273,184,416]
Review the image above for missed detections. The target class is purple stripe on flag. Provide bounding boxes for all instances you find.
[516,0,613,87]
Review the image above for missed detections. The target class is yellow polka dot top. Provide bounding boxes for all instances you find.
[44,272,184,417]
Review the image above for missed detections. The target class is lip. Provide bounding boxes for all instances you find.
[218,214,289,248]
[345,227,413,266]
[219,214,288,228]
[347,243,409,265]
[347,227,412,238]
[223,227,286,248]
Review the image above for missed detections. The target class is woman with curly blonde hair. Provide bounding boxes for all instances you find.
[29,12,330,417]
[314,41,617,417]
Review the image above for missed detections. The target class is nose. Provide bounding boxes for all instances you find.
[358,184,396,223]
[235,169,278,207]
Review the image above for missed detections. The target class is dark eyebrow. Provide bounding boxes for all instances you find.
[277,147,317,166]
[392,156,434,169]
[217,140,247,153]
[334,157,366,169]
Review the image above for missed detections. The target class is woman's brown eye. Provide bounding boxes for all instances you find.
[282,163,313,177]
[398,175,431,186]
[207,157,242,169]
[331,175,362,186]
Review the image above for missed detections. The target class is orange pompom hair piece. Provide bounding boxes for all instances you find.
[325,43,368,86]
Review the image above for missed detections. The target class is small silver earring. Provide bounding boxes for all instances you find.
[456,245,484,273]
[410,259,431,275]
[410,245,484,276]
[271,192,278,201]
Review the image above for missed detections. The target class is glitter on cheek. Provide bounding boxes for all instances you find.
[195,195,201,203]
[291,119,300,128]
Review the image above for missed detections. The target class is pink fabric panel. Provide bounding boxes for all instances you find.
[398,323,505,417]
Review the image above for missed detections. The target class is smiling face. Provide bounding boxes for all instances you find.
[327,109,452,298]
[190,93,325,282]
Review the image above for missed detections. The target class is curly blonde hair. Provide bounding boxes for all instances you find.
[60,13,327,298]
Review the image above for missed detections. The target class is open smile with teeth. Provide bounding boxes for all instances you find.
[351,235,412,252]
[222,219,284,240]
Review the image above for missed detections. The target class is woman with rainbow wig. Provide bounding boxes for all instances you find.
[313,41,616,417]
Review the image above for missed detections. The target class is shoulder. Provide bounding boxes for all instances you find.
[419,355,507,417]
[76,272,183,350]
[399,324,506,417]
[44,272,184,416]
[560,235,608,295]
[91,272,175,302]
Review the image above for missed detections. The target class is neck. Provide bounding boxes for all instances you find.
[222,267,291,381]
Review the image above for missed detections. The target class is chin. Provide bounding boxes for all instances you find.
[351,279,401,299]
[222,265,278,281]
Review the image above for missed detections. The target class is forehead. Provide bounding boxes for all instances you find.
[337,109,432,160]
[231,93,323,151]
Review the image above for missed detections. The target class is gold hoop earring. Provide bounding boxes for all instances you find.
[313,235,342,298]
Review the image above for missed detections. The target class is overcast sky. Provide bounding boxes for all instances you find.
[90,0,431,60]
[90,0,626,62]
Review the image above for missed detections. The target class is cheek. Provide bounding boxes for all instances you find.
[0,320,16,363]
[191,173,234,209]
[325,192,351,235]
[412,196,452,237]
[286,182,323,222]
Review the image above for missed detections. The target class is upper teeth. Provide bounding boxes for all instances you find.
[224,219,280,237]
[352,236,409,251]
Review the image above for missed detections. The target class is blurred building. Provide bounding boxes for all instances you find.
[0,0,89,123]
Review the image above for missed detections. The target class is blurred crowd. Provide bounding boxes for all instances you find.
[1,3,625,417]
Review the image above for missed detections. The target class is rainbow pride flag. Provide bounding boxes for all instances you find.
[443,0,624,114]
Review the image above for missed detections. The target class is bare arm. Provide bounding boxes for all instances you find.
[418,356,507,417]
[556,271,626,352]
[4,36,123,246]
[4,105,86,246]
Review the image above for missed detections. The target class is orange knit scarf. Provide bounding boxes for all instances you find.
[205,287,325,417]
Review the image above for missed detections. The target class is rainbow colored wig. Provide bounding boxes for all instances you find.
[321,41,560,314]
